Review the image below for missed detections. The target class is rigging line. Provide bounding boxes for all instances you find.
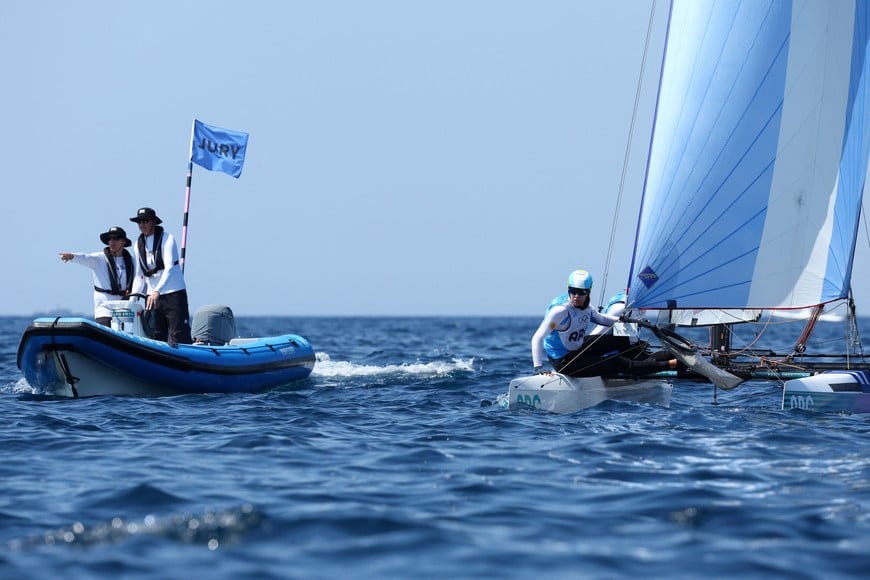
[862,202,870,249]
[847,290,865,361]
[850,204,868,360]
[599,0,659,308]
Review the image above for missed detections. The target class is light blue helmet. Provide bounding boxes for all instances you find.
[567,269,593,290]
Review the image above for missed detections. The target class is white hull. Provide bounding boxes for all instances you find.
[782,371,870,414]
[503,373,672,414]
[30,349,176,397]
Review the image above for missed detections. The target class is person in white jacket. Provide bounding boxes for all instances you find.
[129,207,192,344]
[60,226,142,326]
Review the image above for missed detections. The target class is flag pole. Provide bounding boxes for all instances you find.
[180,119,196,273]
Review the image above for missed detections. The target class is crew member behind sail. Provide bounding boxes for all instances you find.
[59,226,140,327]
[531,270,676,377]
[589,289,641,341]
[130,207,192,345]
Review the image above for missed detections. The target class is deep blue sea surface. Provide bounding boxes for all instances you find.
[2,315,868,579]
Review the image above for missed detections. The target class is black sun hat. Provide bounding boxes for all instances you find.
[99,226,132,247]
[129,207,163,225]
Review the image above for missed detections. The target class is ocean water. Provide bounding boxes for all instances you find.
[1,315,868,579]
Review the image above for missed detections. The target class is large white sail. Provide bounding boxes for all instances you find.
[628,0,870,312]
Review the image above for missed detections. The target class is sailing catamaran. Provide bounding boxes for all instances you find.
[505,0,870,414]
[625,0,870,412]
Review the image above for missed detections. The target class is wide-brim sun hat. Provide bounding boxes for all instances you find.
[99,226,132,247]
[129,207,163,225]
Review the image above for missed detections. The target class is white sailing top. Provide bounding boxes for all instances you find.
[68,251,138,319]
[134,231,186,295]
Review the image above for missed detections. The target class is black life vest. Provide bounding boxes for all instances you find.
[94,248,134,295]
[138,226,166,277]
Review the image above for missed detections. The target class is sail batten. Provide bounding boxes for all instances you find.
[629,0,870,312]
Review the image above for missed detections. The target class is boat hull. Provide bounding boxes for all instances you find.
[17,318,316,397]
[503,373,672,414]
[782,371,870,414]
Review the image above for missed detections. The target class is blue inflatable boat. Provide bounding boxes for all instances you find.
[17,310,315,397]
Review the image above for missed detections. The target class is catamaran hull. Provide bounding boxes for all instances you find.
[782,371,870,414]
[503,373,672,414]
[17,318,316,398]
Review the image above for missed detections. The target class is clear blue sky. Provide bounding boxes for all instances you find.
[4,1,868,317]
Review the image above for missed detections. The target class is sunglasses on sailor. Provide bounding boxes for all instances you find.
[107,236,123,241]
[568,287,589,296]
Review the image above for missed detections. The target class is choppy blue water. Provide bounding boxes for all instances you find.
[1,315,868,579]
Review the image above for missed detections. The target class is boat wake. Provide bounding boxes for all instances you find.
[2,378,36,395]
[311,352,475,378]
[2,355,477,395]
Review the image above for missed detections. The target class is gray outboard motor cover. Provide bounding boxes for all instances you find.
[192,304,236,345]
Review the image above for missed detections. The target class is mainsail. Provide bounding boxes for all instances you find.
[627,0,870,313]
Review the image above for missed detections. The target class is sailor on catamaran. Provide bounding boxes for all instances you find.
[531,270,676,378]
[589,290,641,340]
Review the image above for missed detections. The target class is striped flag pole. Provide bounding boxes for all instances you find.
[180,120,195,273]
